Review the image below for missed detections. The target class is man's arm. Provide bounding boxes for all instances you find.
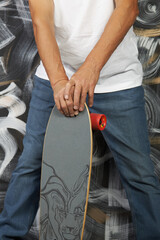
[85,0,139,72]
[28,0,76,116]
[64,0,139,112]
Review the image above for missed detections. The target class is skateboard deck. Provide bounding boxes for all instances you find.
[40,104,93,240]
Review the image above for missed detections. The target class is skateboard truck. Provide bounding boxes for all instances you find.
[90,113,107,131]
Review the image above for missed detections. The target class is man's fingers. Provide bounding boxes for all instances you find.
[73,84,82,111]
[65,96,75,116]
[88,88,94,107]
[55,98,64,115]
[64,81,75,100]
[64,83,79,116]
[79,90,87,112]
[60,95,69,116]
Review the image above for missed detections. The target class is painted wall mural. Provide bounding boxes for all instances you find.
[0,0,160,239]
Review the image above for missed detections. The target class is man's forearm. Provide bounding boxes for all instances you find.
[33,22,68,87]
[84,1,139,72]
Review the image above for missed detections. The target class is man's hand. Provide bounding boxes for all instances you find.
[53,79,78,117]
[64,63,100,113]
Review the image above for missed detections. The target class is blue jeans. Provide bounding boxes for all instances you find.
[0,75,160,240]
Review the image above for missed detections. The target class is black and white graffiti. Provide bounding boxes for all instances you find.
[135,0,160,29]
[0,0,39,239]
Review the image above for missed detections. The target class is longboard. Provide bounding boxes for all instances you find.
[39,104,106,240]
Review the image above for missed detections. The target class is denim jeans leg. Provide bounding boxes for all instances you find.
[89,86,160,240]
[0,75,54,239]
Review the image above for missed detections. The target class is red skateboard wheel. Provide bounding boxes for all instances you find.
[90,113,107,131]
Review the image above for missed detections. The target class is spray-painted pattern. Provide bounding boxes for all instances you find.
[0,0,160,239]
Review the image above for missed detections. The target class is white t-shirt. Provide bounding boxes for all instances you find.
[35,0,143,93]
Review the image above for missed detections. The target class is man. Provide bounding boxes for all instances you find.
[0,0,160,239]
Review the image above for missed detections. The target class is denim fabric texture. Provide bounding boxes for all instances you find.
[0,75,160,240]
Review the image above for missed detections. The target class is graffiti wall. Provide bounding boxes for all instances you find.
[0,0,39,239]
[0,0,159,239]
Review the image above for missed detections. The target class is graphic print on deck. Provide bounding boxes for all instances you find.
[40,162,89,240]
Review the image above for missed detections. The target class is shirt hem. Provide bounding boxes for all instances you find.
[94,77,142,93]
